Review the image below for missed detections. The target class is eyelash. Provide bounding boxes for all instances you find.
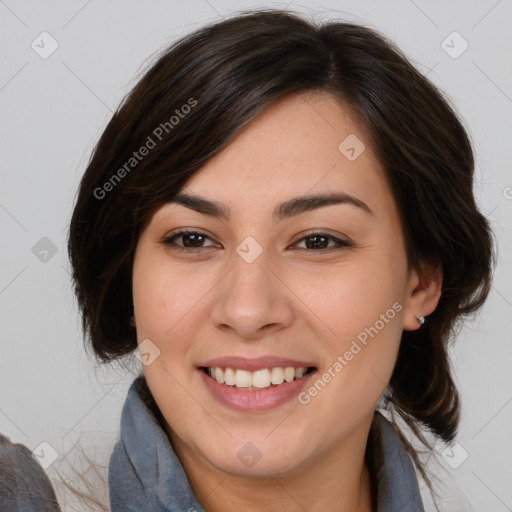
[160,229,352,253]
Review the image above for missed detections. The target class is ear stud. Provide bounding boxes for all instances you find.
[417,316,425,326]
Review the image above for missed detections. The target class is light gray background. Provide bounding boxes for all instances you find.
[0,1,511,510]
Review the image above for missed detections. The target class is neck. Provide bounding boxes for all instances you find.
[168,415,376,512]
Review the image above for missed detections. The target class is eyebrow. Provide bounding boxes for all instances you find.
[167,191,374,223]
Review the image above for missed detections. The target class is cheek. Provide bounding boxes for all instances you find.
[132,257,207,342]
[288,253,405,346]
[293,253,405,400]
[132,255,206,427]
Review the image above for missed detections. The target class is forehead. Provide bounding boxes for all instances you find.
[157,91,396,224]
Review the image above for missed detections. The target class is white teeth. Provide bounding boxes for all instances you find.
[295,367,306,379]
[206,366,310,389]
[284,367,295,382]
[252,369,271,388]
[224,367,235,386]
[234,369,253,388]
[271,367,284,385]
[214,367,224,384]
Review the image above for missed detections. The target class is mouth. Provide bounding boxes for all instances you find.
[198,358,318,411]
[200,366,316,390]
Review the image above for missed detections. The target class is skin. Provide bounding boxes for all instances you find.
[131,91,443,512]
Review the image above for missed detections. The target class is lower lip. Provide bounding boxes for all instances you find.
[199,369,316,412]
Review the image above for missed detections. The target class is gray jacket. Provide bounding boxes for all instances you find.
[108,376,426,511]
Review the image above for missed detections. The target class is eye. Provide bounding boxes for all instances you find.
[161,229,352,253]
[161,230,218,251]
[292,231,352,251]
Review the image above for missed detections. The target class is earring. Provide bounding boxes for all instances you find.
[417,316,425,326]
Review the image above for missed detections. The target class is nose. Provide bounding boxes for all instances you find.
[209,244,295,340]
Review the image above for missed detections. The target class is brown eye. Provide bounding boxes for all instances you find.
[293,232,352,251]
[161,230,218,251]
[161,230,352,253]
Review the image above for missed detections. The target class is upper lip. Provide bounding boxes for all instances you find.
[199,356,317,371]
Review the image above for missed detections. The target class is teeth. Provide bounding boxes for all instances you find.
[295,367,306,378]
[214,367,224,384]
[234,370,253,388]
[224,368,235,386]
[253,369,271,389]
[271,367,284,385]
[284,367,295,382]
[206,366,310,389]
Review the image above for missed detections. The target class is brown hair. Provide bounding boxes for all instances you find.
[67,7,495,504]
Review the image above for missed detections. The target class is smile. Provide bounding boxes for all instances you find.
[202,366,315,390]
[198,357,318,411]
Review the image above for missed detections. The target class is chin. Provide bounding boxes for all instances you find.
[198,434,311,478]
[209,451,306,478]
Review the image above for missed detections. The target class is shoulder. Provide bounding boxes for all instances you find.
[0,432,61,511]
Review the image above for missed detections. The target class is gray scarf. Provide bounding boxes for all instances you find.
[108,375,425,511]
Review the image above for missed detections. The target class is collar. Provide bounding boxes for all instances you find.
[109,375,425,512]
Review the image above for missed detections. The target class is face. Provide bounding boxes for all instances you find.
[132,91,434,478]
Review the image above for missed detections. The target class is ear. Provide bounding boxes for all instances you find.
[129,315,136,327]
[402,260,443,331]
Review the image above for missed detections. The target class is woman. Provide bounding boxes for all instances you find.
[4,8,495,511]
